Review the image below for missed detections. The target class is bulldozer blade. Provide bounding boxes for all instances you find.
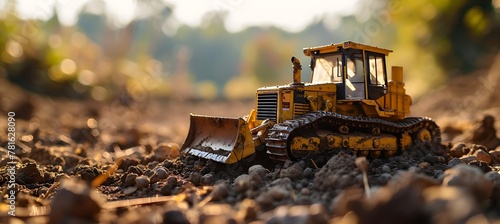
[181,114,256,164]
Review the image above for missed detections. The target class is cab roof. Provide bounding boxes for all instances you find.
[303,41,393,56]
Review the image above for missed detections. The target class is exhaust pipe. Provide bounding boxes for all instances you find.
[291,56,302,85]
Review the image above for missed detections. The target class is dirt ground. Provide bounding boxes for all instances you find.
[1,63,500,224]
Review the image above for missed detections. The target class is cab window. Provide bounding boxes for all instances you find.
[312,53,342,83]
[367,54,386,85]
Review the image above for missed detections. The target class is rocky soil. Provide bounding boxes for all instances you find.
[1,70,500,224]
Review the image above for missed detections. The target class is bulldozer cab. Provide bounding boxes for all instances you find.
[307,41,390,101]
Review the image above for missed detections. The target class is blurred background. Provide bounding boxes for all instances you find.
[0,0,499,102]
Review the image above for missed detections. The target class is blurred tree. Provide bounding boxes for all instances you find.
[355,0,500,96]
[376,0,500,75]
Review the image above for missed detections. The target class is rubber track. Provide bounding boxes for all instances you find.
[265,111,441,162]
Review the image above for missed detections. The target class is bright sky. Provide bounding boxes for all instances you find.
[11,0,359,32]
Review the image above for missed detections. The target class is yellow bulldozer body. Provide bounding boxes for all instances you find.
[181,41,434,164]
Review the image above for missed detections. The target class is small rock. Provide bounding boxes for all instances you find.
[378,173,392,184]
[166,176,178,188]
[381,165,391,173]
[268,186,289,200]
[300,188,311,195]
[460,155,478,164]
[127,166,142,175]
[370,159,383,168]
[423,154,440,164]
[395,162,408,170]
[124,173,138,187]
[447,157,464,168]
[442,164,493,202]
[473,149,492,164]
[160,185,172,196]
[123,187,137,195]
[199,204,236,224]
[255,192,273,209]
[17,162,45,184]
[467,160,492,173]
[237,199,260,221]
[248,172,263,188]
[303,167,313,178]
[248,165,268,178]
[423,186,478,223]
[74,165,103,182]
[450,143,467,157]
[189,172,202,186]
[55,173,70,182]
[418,162,430,170]
[484,171,500,185]
[210,182,229,201]
[234,174,250,192]
[135,175,150,189]
[163,160,173,168]
[265,204,328,224]
[201,173,214,185]
[147,161,159,169]
[49,178,104,223]
[163,209,189,224]
[150,174,160,184]
[155,167,168,179]
[489,150,500,164]
[151,143,180,161]
[280,161,304,180]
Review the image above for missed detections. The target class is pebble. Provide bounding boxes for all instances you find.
[234,174,250,192]
[74,165,104,182]
[163,209,189,224]
[127,166,143,175]
[442,164,493,201]
[398,161,410,170]
[18,162,45,184]
[300,188,311,195]
[147,161,159,169]
[210,182,229,201]
[248,165,268,178]
[135,175,150,189]
[268,186,289,200]
[450,143,468,157]
[381,165,391,173]
[370,159,384,168]
[201,173,214,185]
[379,173,392,184]
[447,157,464,168]
[473,149,492,164]
[265,204,329,224]
[124,173,138,187]
[423,154,440,164]
[189,172,202,186]
[49,178,104,223]
[152,143,180,162]
[280,161,304,180]
[166,176,178,188]
[155,167,168,179]
[55,173,70,182]
[238,199,260,221]
[123,187,138,195]
[303,167,313,178]
[255,192,273,209]
[484,171,500,185]
[489,150,500,164]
